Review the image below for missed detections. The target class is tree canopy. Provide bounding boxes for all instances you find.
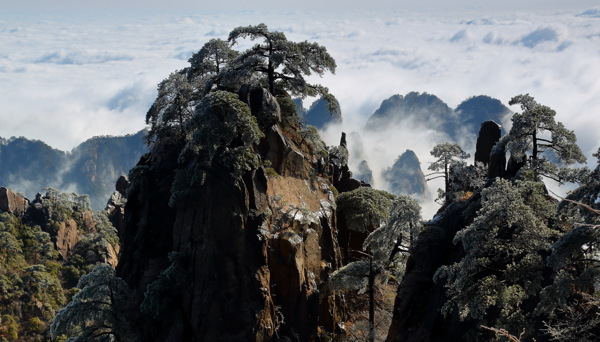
[507,94,586,182]
[434,178,559,340]
[426,142,470,202]
[50,264,129,342]
[146,71,196,143]
[336,187,396,233]
[224,23,339,115]
[145,24,339,149]
[187,38,237,86]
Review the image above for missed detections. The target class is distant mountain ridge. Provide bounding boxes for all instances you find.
[366,92,510,140]
[382,149,428,196]
[355,93,511,198]
[0,130,147,210]
[294,96,342,129]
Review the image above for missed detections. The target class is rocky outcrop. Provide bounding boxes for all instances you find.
[489,142,507,179]
[0,187,29,215]
[55,218,81,259]
[474,121,501,165]
[106,174,129,234]
[382,150,428,196]
[240,85,282,129]
[117,94,350,341]
[386,193,482,342]
[329,133,368,193]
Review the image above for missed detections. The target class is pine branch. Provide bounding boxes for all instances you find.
[549,190,600,216]
[480,325,526,342]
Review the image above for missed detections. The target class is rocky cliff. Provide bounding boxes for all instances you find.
[382,150,428,196]
[117,87,358,341]
[0,187,29,215]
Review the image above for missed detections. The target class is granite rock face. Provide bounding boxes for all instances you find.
[385,196,481,342]
[116,92,363,341]
[106,174,129,234]
[0,187,29,215]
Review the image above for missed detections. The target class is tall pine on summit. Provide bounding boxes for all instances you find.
[507,94,586,181]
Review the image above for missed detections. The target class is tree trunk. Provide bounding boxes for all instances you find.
[268,42,275,94]
[368,257,375,342]
[444,160,450,202]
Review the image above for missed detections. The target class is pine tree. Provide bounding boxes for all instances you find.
[225,23,339,115]
[426,142,470,202]
[537,148,600,341]
[50,264,129,342]
[434,178,559,340]
[507,94,586,182]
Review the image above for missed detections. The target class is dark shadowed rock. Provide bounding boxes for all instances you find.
[117,99,348,341]
[386,194,482,342]
[506,155,526,179]
[474,121,502,165]
[488,143,507,179]
[0,187,28,215]
[106,174,129,235]
[244,86,282,129]
[115,174,130,196]
[382,150,428,196]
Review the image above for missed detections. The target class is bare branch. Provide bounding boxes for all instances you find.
[480,325,524,342]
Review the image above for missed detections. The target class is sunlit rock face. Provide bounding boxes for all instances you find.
[0,187,29,215]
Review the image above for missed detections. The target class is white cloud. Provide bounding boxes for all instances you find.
[34,50,134,65]
[1,6,599,218]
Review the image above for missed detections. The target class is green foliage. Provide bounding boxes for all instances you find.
[507,94,586,182]
[434,178,559,339]
[276,95,298,118]
[187,38,238,88]
[22,265,66,316]
[328,259,371,291]
[535,149,600,341]
[427,142,470,202]
[170,90,264,205]
[265,167,279,178]
[0,314,19,341]
[146,71,197,144]
[226,23,339,114]
[299,125,327,157]
[363,195,423,268]
[337,187,396,233]
[50,264,129,342]
[328,145,349,168]
[0,189,121,341]
[332,195,423,295]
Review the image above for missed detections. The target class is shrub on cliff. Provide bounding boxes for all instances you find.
[169,90,264,205]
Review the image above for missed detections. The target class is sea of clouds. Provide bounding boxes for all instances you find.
[1,5,599,217]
